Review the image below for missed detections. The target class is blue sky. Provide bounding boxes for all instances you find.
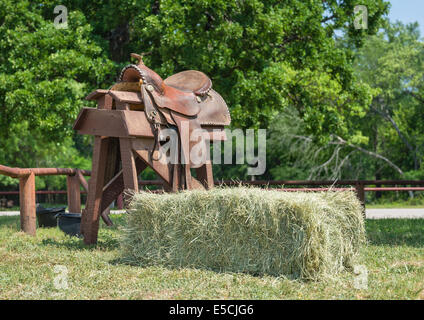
[388,0,424,35]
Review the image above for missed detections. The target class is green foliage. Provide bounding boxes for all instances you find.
[0,1,116,140]
[354,21,424,177]
[0,0,392,189]
[0,0,116,190]
[56,0,388,135]
[0,121,91,190]
[129,0,387,138]
[266,20,424,186]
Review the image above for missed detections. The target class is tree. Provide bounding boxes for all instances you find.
[267,20,424,185]
[0,0,115,188]
[55,0,388,137]
[354,21,424,179]
[0,1,390,187]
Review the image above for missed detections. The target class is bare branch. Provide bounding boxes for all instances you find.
[331,150,355,180]
[333,135,404,175]
[308,146,341,180]
[321,14,336,24]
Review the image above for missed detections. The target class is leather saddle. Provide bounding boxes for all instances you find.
[114,53,230,190]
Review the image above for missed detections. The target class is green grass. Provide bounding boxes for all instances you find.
[367,196,424,208]
[0,215,423,299]
[367,203,424,209]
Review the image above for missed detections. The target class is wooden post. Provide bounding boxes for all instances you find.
[116,193,124,209]
[81,137,110,244]
[67,174,81,213]
[99,159,146,214]
[119,138,139,207]
[19,172,36,236]
[76,169,89,192]
[195,161,214,190]
[355,183,366,210]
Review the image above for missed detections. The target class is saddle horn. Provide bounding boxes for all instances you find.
[130,53,144,66]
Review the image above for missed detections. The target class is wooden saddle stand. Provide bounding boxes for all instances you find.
[74,54,231,244]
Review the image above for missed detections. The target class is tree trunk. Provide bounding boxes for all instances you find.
[109,23,129,62]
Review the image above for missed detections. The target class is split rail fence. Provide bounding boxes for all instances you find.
[0,165,92,235]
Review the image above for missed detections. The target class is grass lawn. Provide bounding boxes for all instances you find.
[366,203,424,209]
[0,214,423,300]
[366,196,424,208]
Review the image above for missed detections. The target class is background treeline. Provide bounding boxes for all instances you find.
[1,1,423,201]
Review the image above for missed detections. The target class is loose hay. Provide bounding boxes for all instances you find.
[120,187,365,280]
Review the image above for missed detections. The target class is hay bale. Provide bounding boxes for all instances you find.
[120,187,365,280]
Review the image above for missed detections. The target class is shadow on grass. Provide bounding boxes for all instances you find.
[108,256,280,279]
[366,219,424,247]
[0,214,123,251]
[40,233,120,251]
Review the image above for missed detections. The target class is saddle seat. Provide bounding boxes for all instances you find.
[119,55,212,117]
[116,54,230,127]
[164,70,212,96]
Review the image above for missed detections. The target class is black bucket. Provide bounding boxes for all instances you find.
[36,206,66,228]
[56,213,82,237]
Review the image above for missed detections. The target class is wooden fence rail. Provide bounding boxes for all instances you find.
[0,165,92,235]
